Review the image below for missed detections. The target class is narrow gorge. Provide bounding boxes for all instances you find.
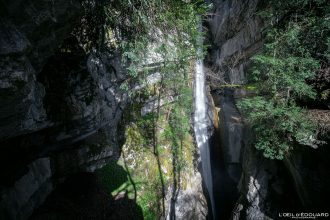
[1,0,329,220]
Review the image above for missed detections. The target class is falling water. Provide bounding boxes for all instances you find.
[194,41,216,218]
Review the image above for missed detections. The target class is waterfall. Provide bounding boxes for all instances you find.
[194,44,216,218]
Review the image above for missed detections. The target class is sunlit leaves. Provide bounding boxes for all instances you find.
[238,97,316,159]
[116,0,209,77]
[237,0,329,159]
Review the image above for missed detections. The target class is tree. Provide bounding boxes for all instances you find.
[238,0,329,159]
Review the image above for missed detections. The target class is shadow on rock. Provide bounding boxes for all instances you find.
[30,172,143,220]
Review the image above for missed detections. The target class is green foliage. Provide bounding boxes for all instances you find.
[238,0,329,159]
[103,0,211,82]
[268,0,329,13]
[97,150,159,219]
[97,159,128,195]
[250,54,318,100]
[238,97,316,159]
[168,89,193,141]
[136,113,155,146]
[92,1,210,218]
[137,188,158,220]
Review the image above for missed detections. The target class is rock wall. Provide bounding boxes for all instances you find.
[166,173,208,220]
[0,158,53,220]
[207,0,264,87]
[0,0,82,139]
[206,0,265,218]
[0,1,129,219]
[284,146,330,211]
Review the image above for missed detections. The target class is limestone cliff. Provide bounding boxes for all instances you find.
[0,1,127,219]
